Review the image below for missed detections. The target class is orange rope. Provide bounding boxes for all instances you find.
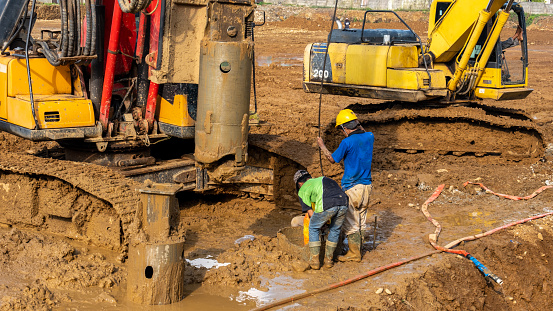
[463,181,553,201]
[420,184,469,256]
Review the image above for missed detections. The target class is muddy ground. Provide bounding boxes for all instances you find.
[1,4,553,310]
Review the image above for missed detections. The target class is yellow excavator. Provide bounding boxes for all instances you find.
[0,0,306,250]
[304,0,544,160]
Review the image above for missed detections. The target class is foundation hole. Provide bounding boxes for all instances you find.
[145,266,154,279]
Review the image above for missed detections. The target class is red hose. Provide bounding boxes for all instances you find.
[463,181,553,200]
[99,1,123,131]
[251,250,442,311]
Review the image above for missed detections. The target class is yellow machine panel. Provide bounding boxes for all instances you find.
[345,45,389,87]
[474,87,533,100]
[303,44,313,82]
[387,68,446,90]
[327,43,348,84]
[0,56,95,131]
[7,95,95,129]
[158,94,195,127]
[7,57,72,96]
[386,45,419,68]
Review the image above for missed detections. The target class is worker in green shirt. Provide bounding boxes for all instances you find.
[294,170,348,270]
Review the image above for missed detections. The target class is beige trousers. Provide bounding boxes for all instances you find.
[342,184,372,236]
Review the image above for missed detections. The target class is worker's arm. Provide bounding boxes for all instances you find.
[317,137,336,163]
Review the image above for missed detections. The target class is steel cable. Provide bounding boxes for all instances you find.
[317,0,339,176]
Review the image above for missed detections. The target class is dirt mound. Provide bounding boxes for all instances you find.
[528,15,553,31]
[35,4,61,20]
[202,235,300,288]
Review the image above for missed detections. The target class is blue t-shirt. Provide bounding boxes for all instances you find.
[331,131,374,190]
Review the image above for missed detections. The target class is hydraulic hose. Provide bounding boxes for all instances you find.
[84,0,92,56]
[60,0,69,57]
[118,0,152,14]
[67,0,75,57]
[90,0,97,56]
[76,0,82,56]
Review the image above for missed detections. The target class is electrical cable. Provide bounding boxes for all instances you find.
[250,22,258,115]
[317,0,339,176]
[26,0,39,130]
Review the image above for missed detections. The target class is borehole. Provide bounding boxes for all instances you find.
[145,266,153,279]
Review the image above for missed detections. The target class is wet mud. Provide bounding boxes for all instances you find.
[2,4,553,310]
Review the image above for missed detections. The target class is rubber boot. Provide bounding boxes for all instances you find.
[308,241,321,270]
[323,241,337,269]
[338,231,362,262]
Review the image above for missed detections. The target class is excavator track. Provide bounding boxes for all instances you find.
[0,134,310,251]
[325,102,545,162]
[0,152,141,251]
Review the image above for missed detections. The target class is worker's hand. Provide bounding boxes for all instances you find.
[317,137,325,148]
[317,137,336,163]
[513,25,523,41]
[307,209,314,217]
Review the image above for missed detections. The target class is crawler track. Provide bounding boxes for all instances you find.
[325,102,545,161]
[0,152,141,250]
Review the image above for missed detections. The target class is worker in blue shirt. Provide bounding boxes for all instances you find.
[294,170,348,270]
[317,109,374,262]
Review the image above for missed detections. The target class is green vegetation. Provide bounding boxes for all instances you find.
[525,13,549,26]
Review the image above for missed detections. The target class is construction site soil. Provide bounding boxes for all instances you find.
[2,4,553,310]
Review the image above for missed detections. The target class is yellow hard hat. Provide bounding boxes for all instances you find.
[335,109,358,127]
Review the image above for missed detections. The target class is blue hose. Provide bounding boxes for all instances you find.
[466,254,503,285]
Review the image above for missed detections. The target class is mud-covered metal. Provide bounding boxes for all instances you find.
[127,242,186,304]
[195,40,252,164]
[128,184,186,305]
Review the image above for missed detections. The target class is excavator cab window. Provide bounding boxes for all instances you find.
[497,8,528,85]
[434,2,452,22]
[468,17,498,64]
[466,5,528,87]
